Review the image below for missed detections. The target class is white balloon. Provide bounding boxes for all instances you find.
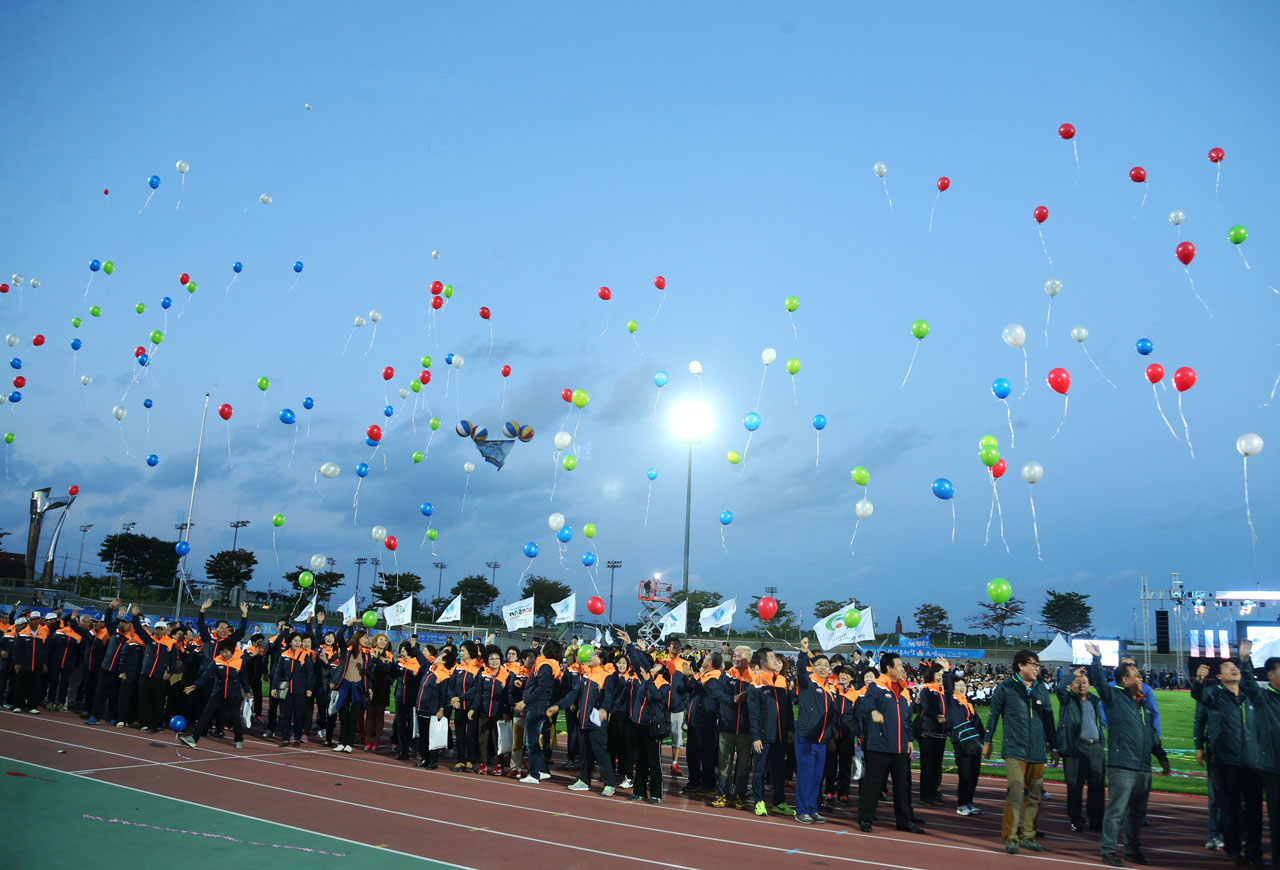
[1237,433,1264,457]
[431,250,441,259]
[304,103,312,110]
[319,461,341,479]
[397,387,410,399]
[175,160,189,174]
[1069,325,1089,343]
[873,162,887,178]
[689,360,703,376]
[463,461,475,474]
[80,375,92,386]
[1002,323,1026,348]
[10,274,22,285]
[553,431,572,451]
[1168,209,1186,227]
[112,405,127,421]
[0,395,5,405]
[1021,461,1044,485]
[452,355,465,370]
[310,554,327,572]
[548,512,566,532]
[353,316,366,327]
[369,309,382,323]
[761,348,777,366]
[6,334,19,347]
[1044,279,1062,298]
[371,525,388,543]
[854,498,874,520]
[28,279,39,289]
[259,193,272,204]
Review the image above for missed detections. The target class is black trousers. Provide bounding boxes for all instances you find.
[580,726,615,787]
[117,679,139,725]
[632,721,662,798]
[1063,740,1105,827]
[956,751,981,807]
[416,714,440,766]
[609,711,634,782]
[138,676,168,730]
[752,740,787,805]
[690,719,718,790]
[1261,770,1278,865]
[193,693,244,742]
[564,709,580,762]
[918,734,946,802]
[267,692,281,731]
[44,667,69,705]
[279,692,307,740]
[250,680,264,723]
[455,713,478,765]
[1213,763,1264,861]
[14,670,41,710]
[860,749,913,828]
[92,671,120,720]
[394,705,415,757]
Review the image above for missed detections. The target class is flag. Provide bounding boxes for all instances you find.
[337,594,357,624]
[699,597,736,633]
[502,596,535,631]
[384,594,413,627]
[812,604,875,651]
[552,593,576,625]
[437,593,462,624]
[592,627,602,645]
[296,595,318,621]
[657,600,687,641]
[604,628,614,646]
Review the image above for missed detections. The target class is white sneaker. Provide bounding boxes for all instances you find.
[342,744,352,753]
[603,786,616,796]
[538,772,551,781]
[967,804,982,815]
[620,777,633,789]
[235,741,244,749]
[519,775,540,784]
[333,744,346,753]
[28,709,41,715]
[957,805,975,816]
[567,780,589,791]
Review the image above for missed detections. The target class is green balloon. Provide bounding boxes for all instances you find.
[843,606,862,628]
[442,285,454,299]
[987,577,1012,605]
[571,388,589,409]
[727,450,742,465]
[102,261,114,275]
[257,376,270,391]
[562,454,578,471]
[362,611,378,628]
[784,295,799,313]
[412,451,424,463]
[186,280,197,293]
[89,305,102,317]
[427,528,438,541]
[3,433,14,444]
[979,445,1001,467]
[785,358,801,375]
[911,319,930,340]
[272,513,285,527]
[978,435,999,450]
[71,317,82,328]
[583,523,597,539]
[576,644,594,664]
[429,417,441,431]
[135,302,146,314]
[298,571,314,588]
[1228,224,1248,245]
[421,355,432,368]
[626,320,638,334]
[150,330,164,345]
[410,380,421,393]
[850,466,869,486]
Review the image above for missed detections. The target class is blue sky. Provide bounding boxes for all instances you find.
[1,3,1277,639]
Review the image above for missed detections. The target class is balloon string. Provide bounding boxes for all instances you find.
[1044,298,1053,347]
[742,431,753,466]
[1177,392,1194,459]
[443,367,451,399]
[900,342,921,389]
[789,312,798,342]
[1185,269,1211,316]
[790,374,798,406]
[1003,399,1015,447]
[1139,182,1148,210]
[1244,457,1258,574]
[653,291,666,322]
[1264,370,1280,407]
[225,274,238,294]
[419,521,433,550]
[138,189,156,214]
[849,518,861,556]
[364,323,378,356]
[499,380,507,420]
[1081,345,1117,388]
[175,175,185,210]
[487,322,494,359]
[1029,491,1043,561]
[644,482,653,526]
[1215,163,1221,198]
[1237,247,1251,270]
[928,191,940,234]
[994,483,1008,553]
[287,426,298,468]
[950,501,956,545]
[720,526,728,554]
[880,178,893,211]
[226,425,233,469]
[755,365,768,410]
[84,274,94,300]
[650,391,660,426]
[815,432,820,472]
[1051,394,1068,439]
[1036,226,1053,265]
[1019,348,1029,400]
[632,332,643,356]
[352,478,362,525]
[288,277,299,295]
[986,480,996,546]
[516,558,534,589]
[119,423,134,460]
[455,371,461,420]
[549,458,560,502]
[257,392,266,428]
[272,529,279,567]
[599,306,610,338]
[1072,140,1079,186]
[1150,384,1179,440]
[461,473,471,513]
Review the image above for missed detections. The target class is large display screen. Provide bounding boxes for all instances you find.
[1071,638,1120,667]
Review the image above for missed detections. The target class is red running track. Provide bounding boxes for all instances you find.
[0,711,1213,870]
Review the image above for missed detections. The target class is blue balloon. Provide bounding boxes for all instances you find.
[654,371,669,388]
[931,477,955,500]
[169,715,187,733]
[365,437,378,447]
[175,541,191,556]
[70,338,82,351]
[445,353,455,366]
[8,391,21,403]
[233,261,243,274]
[143,398,153,409]
[137,353,149,366]
[1136,338,1153,356]
[279,408,296,425]
[89,259,101,272]
[9,358,21,370]
[148,175,161,190]
[356,462,370,477]
[991,378,1012,400]
[302,396,314,410]
[523,541,540,558]
[557,526,573,543]
[383,405,394,418]
[646,467,658,481]
[743,412,761,432]
[812,414,827,431]
[420,502,434,517]
[582,552,597,567]
[160,296,172,309]
[146,454,159,467]
[720,510,734,525]
[292,261,304,273]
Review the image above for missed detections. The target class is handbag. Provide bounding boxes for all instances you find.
[647,713,672,741]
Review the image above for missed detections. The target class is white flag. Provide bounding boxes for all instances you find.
[657,600,687,641]
[437,593,462,624]
[812,604,875,651]
[502,596,535,631]
[552,593,576,625]
[604,628,614,646]
[337,594,357,624]
[592,627,602,645]
[699,597,737,633]
[384,594,414,627]
[296,594,318,621]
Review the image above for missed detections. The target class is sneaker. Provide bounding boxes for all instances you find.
[1019,839,1044,853]
[300,735,308,744]
[86,716,100,724]
[508,769,522,778]
[711,796,728,808]
[492,765,504,776]
[452,763,466,772]
[795,814,815,825]
[263,731,274,739]
[671,763,683,777]
[1101,855,1124,868]
[567,780,589,791]
[649,797,662,804]
[478,764,488,775]
[292,740,302,748]
[139,727,152,733]
[771,803,796,816]
[602,786,616,797]
[620,778,634,789]
[214,730,225,738]
[1206,837,1224,851]
[235,741,244,749]
[967,804,982,816]
[464,763,474,773]
[812,814,828,824]
[957,805,976,816]
[755,801,768,816]
[1005,840,1020,854]
[333,744,346,753]
[342,745,352,753]
[629,794,647,802]
[734,798,746,810]
[519,775,540,784]
[180,735,198,749]
[538,772,551,781]
[115,720,125,727]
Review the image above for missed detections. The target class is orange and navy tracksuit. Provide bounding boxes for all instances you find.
[450,658,482,766]
[11,623,49,710]
[411,654,453,767]
[134,617,176,730]
[45,620,83,707]
[474,664,513,768]
[91,611,137,722]
[272,646,315,740]
[391,654,422,759]
[560,663,616,787]
[522,655,562,778]
[749,669,791,806]
[793,652,837,817]
[605,665,637,783]
[189,651,251,742]
[686,667,722,792]
[714,664,755,800]
[626,657,671,800]
[854,673,916,828]
[915,680,950,804]
[825,683,862,799]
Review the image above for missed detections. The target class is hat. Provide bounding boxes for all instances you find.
[28,610,42,619]
[15,616,28,627]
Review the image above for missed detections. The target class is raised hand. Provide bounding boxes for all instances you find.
[1195,664,1210,682]
[239,602,249,618]
[1084,642,1101,658]
[201,598,213,612]
[1239,638,1253,660]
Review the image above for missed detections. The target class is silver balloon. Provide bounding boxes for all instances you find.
[1021,461,1044,484]
[10,274,22,285]
[397,387,409,399]
[452,354,465,370]
[854,498,874,520]
[176,159,190,174]
[5,334,19,347]
[353,315,366,327]
[873,162,887,178]
[369,309,382,323]
[761,347,777,366]
[688,360,703,376]
[548,512,566,532]
[1168,209,1186,227]
[319,461,341,478]
[1070,325,1089,343]
[371,524,388,543]
[80,375,92,386]
[1044,278,1063,297]
[463,461,475,474]
[305,103,312,110]
[431,250,441,259]
[112,405,127,421]
[310,553,327,572]
[259,193,272,205]
[553,431,572,451]
[29,279,39,289]
[1237,433,1264,457]
[1001,323,1026,348]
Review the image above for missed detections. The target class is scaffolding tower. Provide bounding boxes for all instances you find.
[636,579,672,644]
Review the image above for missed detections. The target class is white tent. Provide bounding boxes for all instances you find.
[1039,633,1074,663]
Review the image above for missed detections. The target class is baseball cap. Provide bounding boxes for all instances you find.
[28,610,42,619]
[15,616,28,627]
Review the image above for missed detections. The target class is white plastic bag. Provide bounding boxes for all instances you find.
[853,743,865,781]
[241,697,253,730]
[496,719,514,755]
[428,715,449,750]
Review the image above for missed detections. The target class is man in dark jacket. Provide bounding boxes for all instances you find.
[984,648,1057,854]
[855,652,923,834]
[712,644,754,809]
[181,636,251,749]
[1238,652,1280,868]
[1055,666,1105,833]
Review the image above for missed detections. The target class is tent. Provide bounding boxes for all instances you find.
[1039,633,1074,663]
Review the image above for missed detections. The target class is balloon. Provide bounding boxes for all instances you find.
[257,376,270,391]
[293,261,304,273]
[785,358,801,375]
[812,414,827,431]
[169,715,187,732]
[276,408,295,425]
[1129,166,1147,183]
[653,371,669,388]
[269,513,285,529]
[179,273,190,286]
[233,261,243,273]
[68,484,80,497]
[1034,206,1049,223]
[561,388,574,403]
[89,259,103,273]
[554,431,572,451]
[3,336,14,348]
[429,417,440,431]
[571,389,589,409]
[382,366,395,381]
[743,412,761,432]
[161,296,172,309]
[987,577,1012,605]
[427,529,438,541]
[654,275,666,290]
[850,466,869,486]
[11,376,23,389]
[2,432,11,443]
[689,360,703,376]
[1070,325,1089,343]
[70,338,82,351]
[463,461,475,473]
[873,162,887,178]
[583,523,597,539]
[548,512,566,532]
[757,596,777,620]
[430,295,444,310]
[71,318,82,328]
[369,309,382,324]
[1228,225,1248,245]
[299,572,314,588]
[1176,241,1196,265]
[1145,363,1165,384]
[8,358,19,370]
[7,392,18,403]
[1136,338,1153,356]
[503,421,520,438]
[1173,366,1197,392]
[319,462,340,478]
[523,541,539,558]
[1058,123,1075,140]
[1021,461,1044,484]
[1169,210,1185,227]
[992,378,1012,400]
[300,396,314,411]
[1002,324,1026,348]
[1237,433,1264,457]
[598,286,612,301]
[218,403,233,420]
[625,319,638,334]
[647,467,658,481]
[979,445,1001,467]
[1044,279,1062,297]
[356,462,370,477]
[519,424,534,443]
[353,316,366,328]
[259,193,272,204]
[101,260,114,276]
[362,612,378,628]
[910,319,930,340]
[557,526,573,543]
[366,424,382,442]
[310,554,327,571]
[89,305,101,317]
[761,348,777,366]
[1209,147,1225,163]
[411,451,424,463]
[562,455,578,471]
[727,450,742,464]
[501,365,511,378]
[451,355,464,370]
[383,405,395,418]
[978,435,998,449]
[1047,367,1071,395]
[455,420,474,438]
[937,176,950,192]
[991,458,1007,479]
[720,510,734,525]
[419,370,432,384]
[844,606,863,628]
[854,498,873,519]
[112,405,127,421]
[443,285,454,299]
[430,280,443,295]
[931,478,954,500]
[575,644,594,664]
[384,535,398,551]
[143,399,153,409]
[371,525,388,543]
[175,541,191,556]
[587,594,605,615]
[479,306,491,320]
[784,296,799,313]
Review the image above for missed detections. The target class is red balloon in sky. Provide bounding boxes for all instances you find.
[501,365,511,377]
[1209,147,1225,163]
[936,176,950,192]
[561,388,573,403]
[587,595,606,616]
[419,370,431,385]
[1173,366,1197,392]
[103,189,109,195]
[32,335,45,347]
[179,273,190,286]
[479,306,491,320]
[218,403,233,420]
[1047,367,1071,395]
[1129,166,1147,183]
[1176,241,1196,266]
[381,366,395,381]
[1145,363,1165,384]
[430,295,444,310]
[757,596,778,621]
[134,346,146,358]
[429,280,443,295]
[0,284,8,294]
[366,424,383,442]
[12,376,26,389]
[68,485,79,496]
[1058,123,1076,140]
[597,286,611,301]
[384,535,398,552]
[990,458,1007,480]
[1034,205,1049,224]
[653,275,666,290]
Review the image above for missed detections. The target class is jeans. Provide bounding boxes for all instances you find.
[1212,763,1264,861]
[525,713,548,777]
[717,732,752,799]
[918,734,946,802]
[860,749,913,828]
[1064,740,1105,827]
[1001,759,1045,842]
[752,740,786,805]
[1102,767,1150,858]
[793,735,828,817]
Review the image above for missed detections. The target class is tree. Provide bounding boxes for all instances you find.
[669,588,725,619]
[966,596,1026,639]
[747,594,799,633]
[449,575,500,623]
[282,567,345,606]
[371,571,424,605]
[204,549,257,601]
[1041,590,1093,635]
[520,575,575,626]
[913,603,952,636]
[98,533,181,599]
[813,598,861,620]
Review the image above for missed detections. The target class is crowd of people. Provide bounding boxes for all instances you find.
[1,600,1276,867]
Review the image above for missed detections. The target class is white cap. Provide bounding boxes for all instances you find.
[29,611,42,619]
[15,616,28,626]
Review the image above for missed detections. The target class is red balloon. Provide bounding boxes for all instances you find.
[366,424,382,442]
[1033,205,1049,224]
[479,306,491,320]
[1209,147,1225,163]
[32,335,45,347]
[597,286,611,301]
[382,366,395,381]
[654,276,666,290]
[1176,241,1196,266]
[179,273,190,286]
[134,346,146,358]
[501,365,511,377]
[419,370,431,385]
[586,595,606,616]
[0,284,8,294]
[1145,363,1165,384]
[430,295,444,310]
[561,388,573,403]
[1129,166,1147,183]
[936,176,950,192]
[991,458,1007,480]
[218,403,233,420]
[103,189,109,195]
[68,485,79,496]
[12,376,25,389]
[757,596,778,621]
[1058,123,1076,140]
[1173,366,1197,393]
[1047,367,1071,395]
[384,535,398,552]
[429,280,443,295]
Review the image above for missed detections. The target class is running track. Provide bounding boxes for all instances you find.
[0,711,1212,869]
